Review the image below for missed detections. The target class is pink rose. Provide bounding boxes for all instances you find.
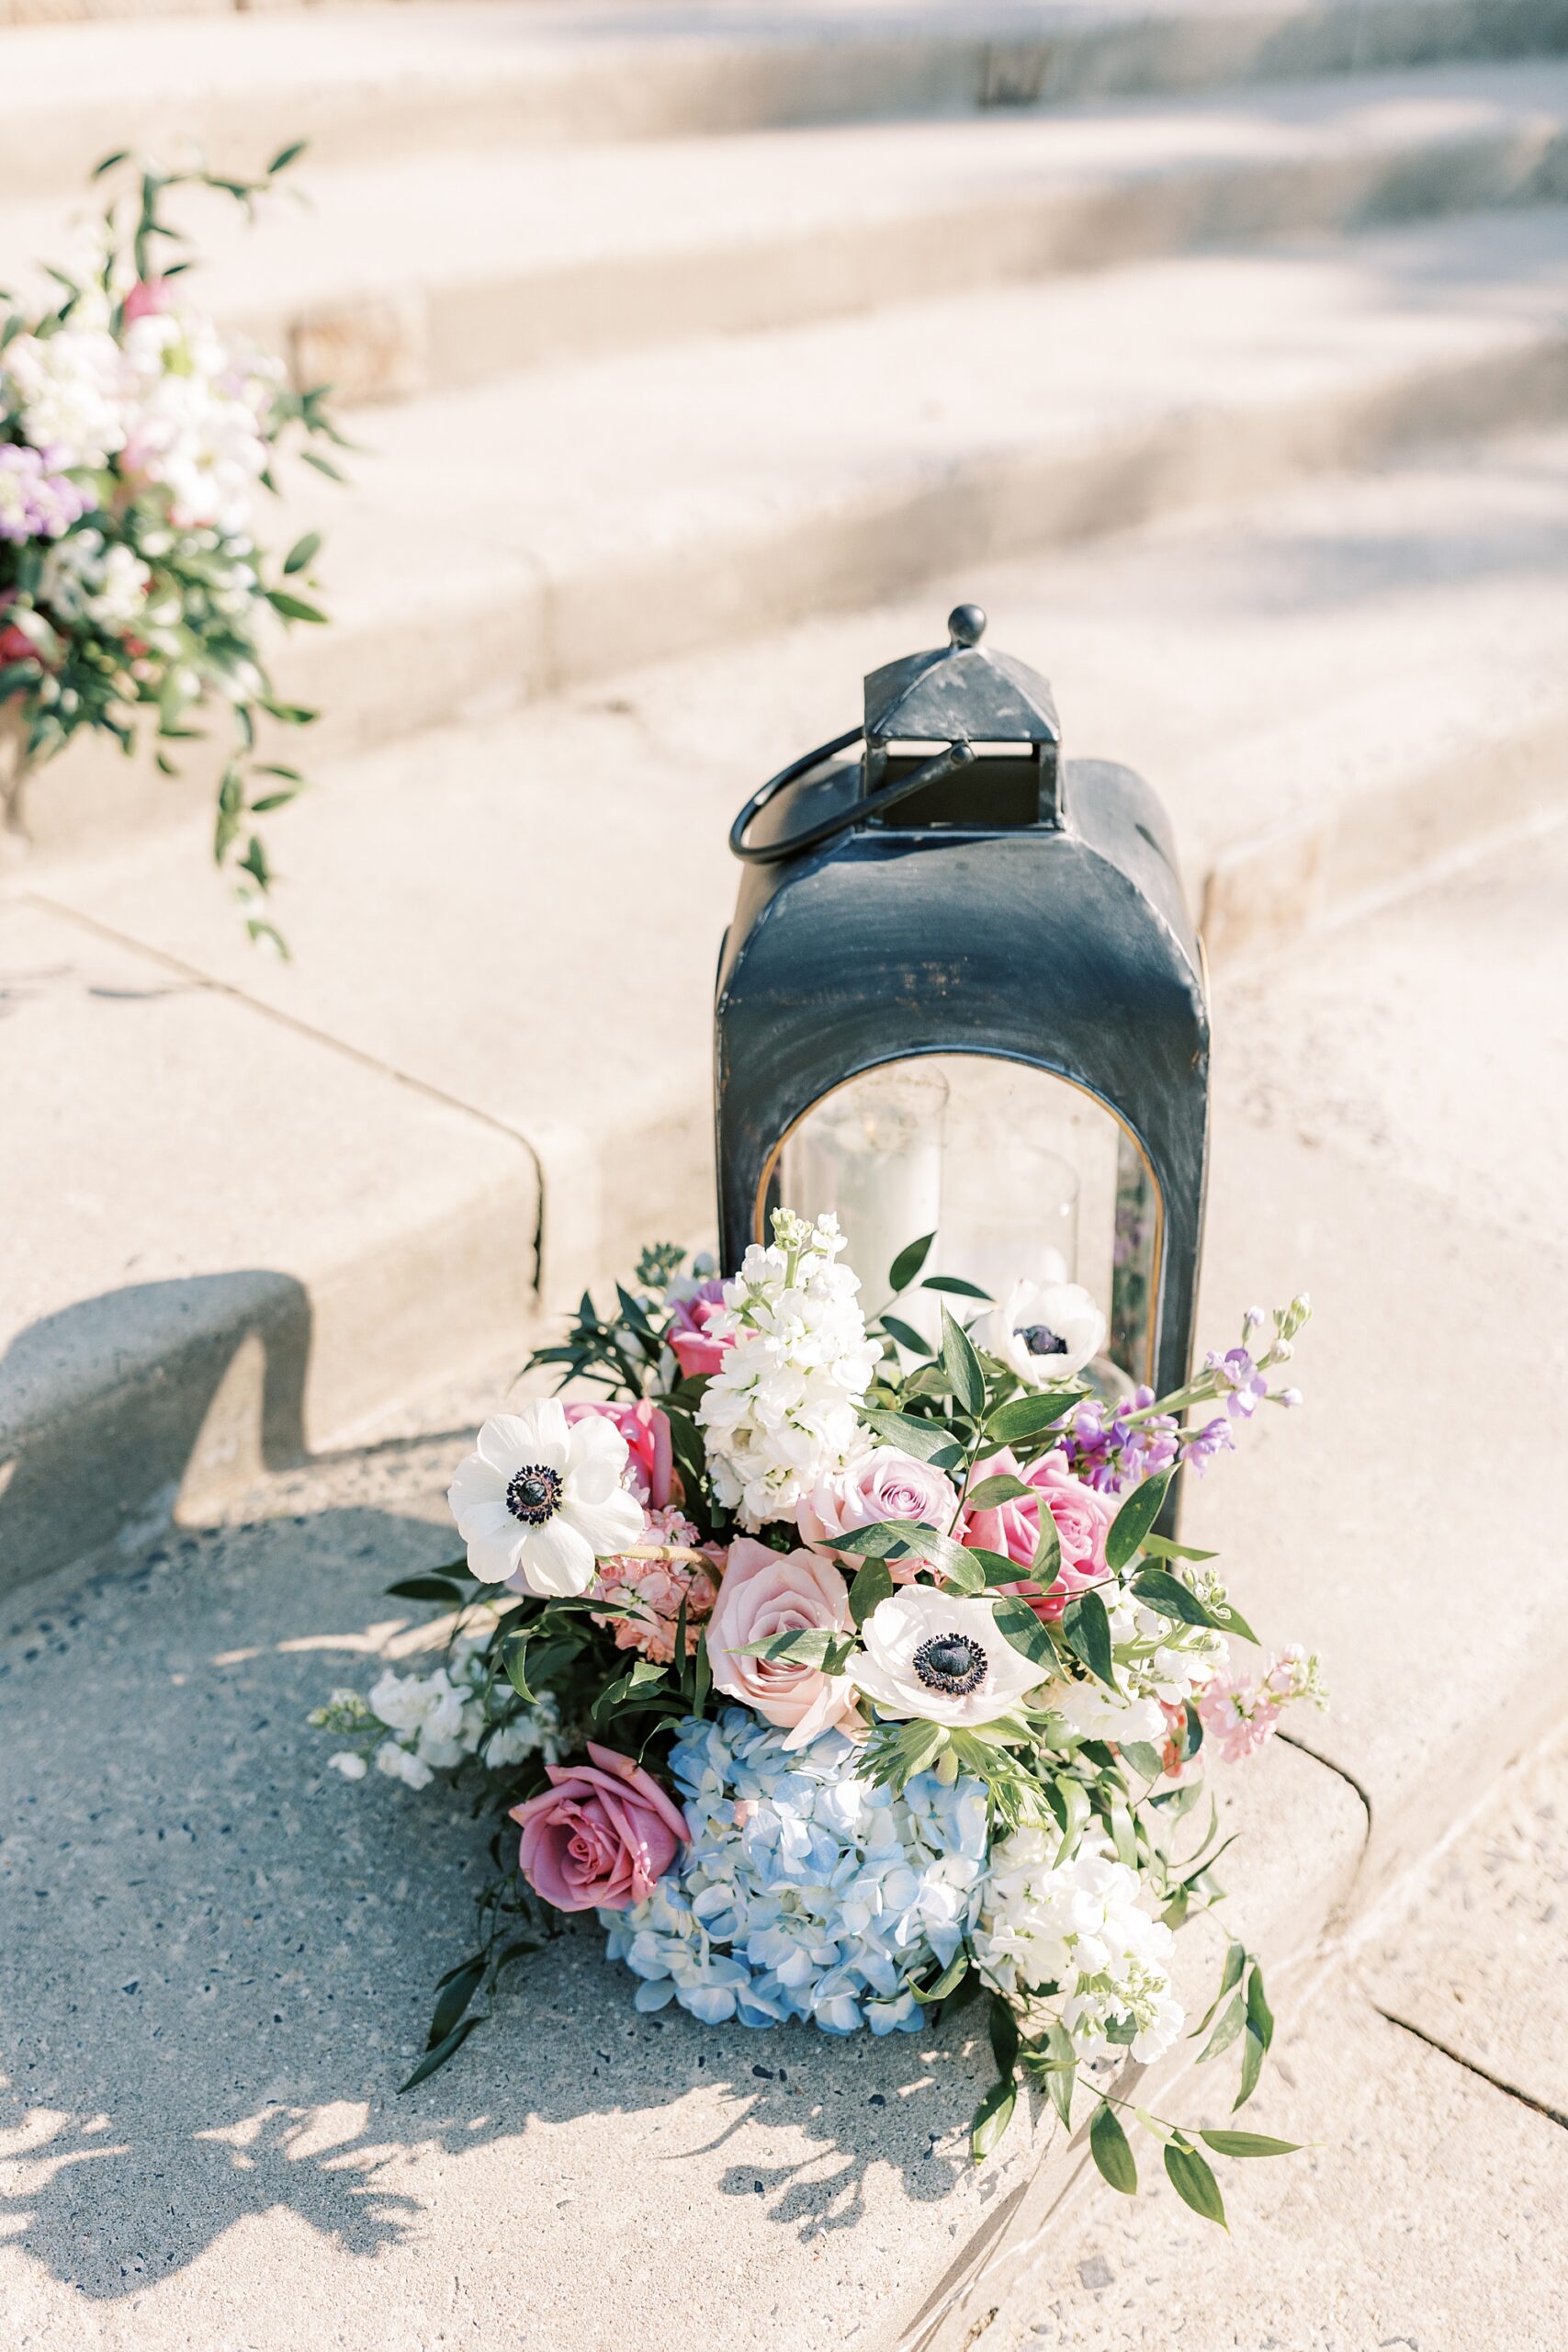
[667,1278,731,1380]
[797,1446,961,1583]
[123,277,171,322]
[563,1399,674,1509]
[962,1447,1113,1621]
[510,1742,688,1913]
[705,1538,861,1749]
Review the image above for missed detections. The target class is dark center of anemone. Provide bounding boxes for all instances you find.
[505,1463,563,1526]
[1018,1322,1068,1357]
[913,1632,987,1697]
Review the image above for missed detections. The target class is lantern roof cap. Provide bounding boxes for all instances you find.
[863,605,1060,746]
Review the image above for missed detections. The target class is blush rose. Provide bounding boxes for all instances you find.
[962,1446,1113,1620]
[797,1445,961,1583]
[705,1537,861,1748]
[563,1398,675,1510]
[510,1742,688,1912]
[666,1277,731,1380]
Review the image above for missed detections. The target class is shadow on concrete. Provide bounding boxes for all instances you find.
[0,1485,991,2306]
[0,1272,312,1602]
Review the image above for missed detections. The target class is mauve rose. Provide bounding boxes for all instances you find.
[563,1399,674,1509]
[123,278,171,323]
[667,1278,731,1380]
[797,1446,960,1583]
[963,1446,1113,1621]
[705,1538,861,1749]
[510,1742,688,1913]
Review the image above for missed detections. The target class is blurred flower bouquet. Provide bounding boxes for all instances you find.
[312,1211,1322,2224]
[0,148,344,944]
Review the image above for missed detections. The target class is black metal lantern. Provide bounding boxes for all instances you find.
[714,604,1209,1403]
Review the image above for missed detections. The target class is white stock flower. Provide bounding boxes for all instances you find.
[39,529,150,630]
[118,309,271,536]
[4,323,128,469]
[696,1210,879,1530]
[852,1586,1051,1728]
[974,1831,1182,2064]
[327,1751,367,1781]
[981,1276,1106,1387]
[375,1738,434,1791]
[446,1397,645,1596]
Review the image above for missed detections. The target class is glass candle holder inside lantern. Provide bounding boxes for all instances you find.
[714,603,1208,1401]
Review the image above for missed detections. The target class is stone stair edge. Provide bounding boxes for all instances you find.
[6,0,1568,199]
[17,198,1568,865]
[7,54,1568,407]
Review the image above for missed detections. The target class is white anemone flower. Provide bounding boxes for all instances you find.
[446,1399,644,1597]
[852,1587,1051,1728]
[981,1276,1106,1388]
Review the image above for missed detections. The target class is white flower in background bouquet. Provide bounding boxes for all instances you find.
[310,1217,1324,2228]
[0,146,347,945]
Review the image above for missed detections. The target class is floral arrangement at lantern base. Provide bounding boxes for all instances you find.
[311,1213,1322,2224]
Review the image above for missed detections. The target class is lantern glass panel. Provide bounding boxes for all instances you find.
[772,1054,1161,1389]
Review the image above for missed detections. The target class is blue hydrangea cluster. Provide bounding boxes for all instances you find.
[599,1709,989,2035]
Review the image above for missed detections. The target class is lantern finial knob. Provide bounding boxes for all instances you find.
[947,603,987,649]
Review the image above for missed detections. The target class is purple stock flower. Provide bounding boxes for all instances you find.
[0,443,89,545]
[1205,1346,1268,1420]
[1180,1416,1235,1475]
[1066,1391,1179,1496]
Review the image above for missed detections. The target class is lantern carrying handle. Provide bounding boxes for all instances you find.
[728,729,976,865]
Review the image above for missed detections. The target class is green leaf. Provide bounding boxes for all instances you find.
[1043,2019,1077,2130]
[266,589,328,625]
[1063,1590,1115,1689]
[1201,1595,1260,1646]
[886,1231,935,1294]
[940,1306,986,1420]
[1195,1989,1247,2066]
[1129,1566,1219,1631]
[1119,1741,1164,1782]
[938,1548,986,1596]
[300,447,344,481]
[1031,1508,1061,1586]
[1139,1534,1218,1563]
[92,150,130,178]
[861,1408,964,1467]
[970,2075,1017,2162]
[1199,2130,1302,2159]
[1106,1471,1172,1572]
[989,1598,1059,1671]
[1235,2026,1267,2111]
[1247,1963,1275,2051]
[1089,2102,1137,2196]
[912,1951,971,2006]
[850,1559,895,1629]
[880,1314,933,1357]
[984,1390,1082,1444]
[283,531,321,575]
[384,1575,468,1607]
[965,1473,1034,1511]
[1191,1940,1247,2039]
[426,1956,486,2049]
[502,1637,536,1703]
[398,2011,485,2092]
[1164,2141,1227,2228]
[988,1994,1021,2083]
[268,139,310,175]
[920,1274,993,1300]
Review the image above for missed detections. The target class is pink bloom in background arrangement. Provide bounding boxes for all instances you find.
[510,1743,688,1912]
[962,1446,1112,1621]
[797,1445,959,1580]
[666,1276,731,1379]
[705,1537,861,1749]
[564,1397,675,1510]
[591,1506,721,1665]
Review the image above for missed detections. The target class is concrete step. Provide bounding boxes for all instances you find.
[8,59,1568,403]
[0,1411,1364,2350]
[8,429,1568,1592]
[7,0,1568,201]
[986,1951,1568,2346]
[18,202,1568,862]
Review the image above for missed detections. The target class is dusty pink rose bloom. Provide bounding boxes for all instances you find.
[123,277,171,323]
[962,1446,1112,1621]
[667,1278,731,1380]
[563,1398,674,1510]
[510,1742,688,1913]
[705,1538,861,1749]
[591,1506,721,1665]
[796,1446,960,1582]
